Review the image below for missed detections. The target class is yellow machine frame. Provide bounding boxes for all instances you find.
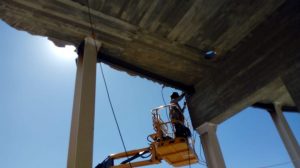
[96,105,198,168]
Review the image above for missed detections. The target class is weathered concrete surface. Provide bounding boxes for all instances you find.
[282,65,300,110]
[197,123,226,168]
[270,103,300,168]
[187,0,300,128]
[0,0,299,128]
[67,37,100,168]
[0,0,284,87]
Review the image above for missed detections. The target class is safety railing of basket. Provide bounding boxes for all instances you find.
[151,104,197,150]
[152,104,176,138]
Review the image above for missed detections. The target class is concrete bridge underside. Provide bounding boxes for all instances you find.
[1,0,299,167]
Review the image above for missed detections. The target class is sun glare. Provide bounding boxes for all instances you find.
[47,41,78,61]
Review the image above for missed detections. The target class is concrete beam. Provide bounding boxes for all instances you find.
[97,52,195,93]
[197,122,226,168]
[282,65,300,111]
[269,103,300,168]
[67,37,101,168]
[0,0,213,86]
[252,103,299,113]
[188,0,300,128]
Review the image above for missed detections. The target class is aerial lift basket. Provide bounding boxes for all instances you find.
[96,104,198,168]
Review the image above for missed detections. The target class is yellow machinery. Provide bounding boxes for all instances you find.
[96,105,198,168]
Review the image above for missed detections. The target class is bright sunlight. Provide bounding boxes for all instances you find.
[47,41,77,61]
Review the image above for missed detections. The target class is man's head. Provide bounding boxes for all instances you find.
[170,92,179,99]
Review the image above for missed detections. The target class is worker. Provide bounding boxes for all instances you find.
[169,92,191,138]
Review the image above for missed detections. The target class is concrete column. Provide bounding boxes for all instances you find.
[269,103,300,168]
[67,37,101,168]
[197,122,226,168]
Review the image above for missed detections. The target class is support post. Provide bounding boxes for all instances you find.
[269,103,300,168]
[67,37,101,168]
[197,122,226,168]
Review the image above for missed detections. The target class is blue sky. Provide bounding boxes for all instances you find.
[0,20,299,168]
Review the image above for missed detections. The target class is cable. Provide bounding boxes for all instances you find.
[199,134,204,162]
[161,85,174,136]
[161,85,169,120]
[99,64,132,167]
[140,152,152,159]
[146,135,153,143]
[85,0,132,167]
[86,0,95,37]
[161,85,167,106]
[196,132,207,167]
[186,138,192,168]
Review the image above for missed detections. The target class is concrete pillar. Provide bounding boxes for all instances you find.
[269,103,300,168]
[197,122,226,168]
[67,37,101,168]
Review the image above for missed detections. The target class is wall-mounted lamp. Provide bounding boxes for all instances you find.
[204,50,217,60]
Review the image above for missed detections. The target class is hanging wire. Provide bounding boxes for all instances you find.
[161,85,170,121]
[86,0,95,37]
[196,131,207,167]
[85,0,132,167]
[161,85,167,106]
[186,138,192,168]
[198,134,205,162]
[99,63,132,168]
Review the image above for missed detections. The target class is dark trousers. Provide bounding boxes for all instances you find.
[174,123,191,138]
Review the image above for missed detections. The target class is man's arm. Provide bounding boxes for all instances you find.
[177,92,186,101]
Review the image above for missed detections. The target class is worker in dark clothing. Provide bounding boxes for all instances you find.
[169,92,191,138]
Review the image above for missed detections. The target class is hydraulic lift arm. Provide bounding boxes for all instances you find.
[96,105,199,168]
[96,145,161,168]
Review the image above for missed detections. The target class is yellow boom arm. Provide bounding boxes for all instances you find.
[96,105,198,168]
